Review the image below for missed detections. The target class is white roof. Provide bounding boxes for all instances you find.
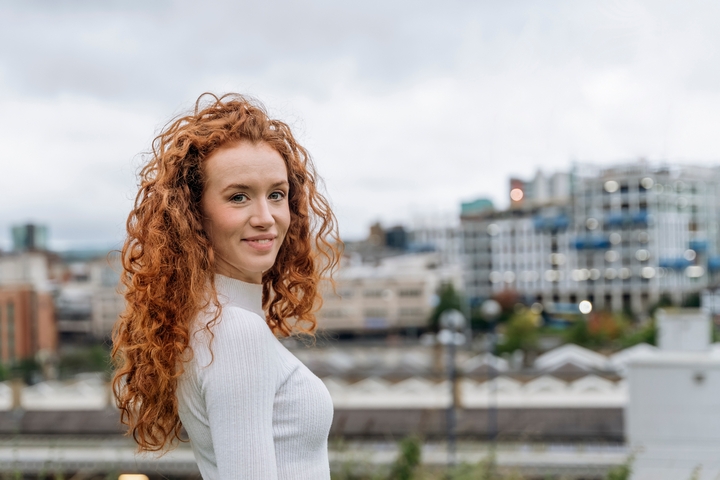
[462,353,509,373]
[534,344,610,372]
[608,343,658,375]
[324,374,626,409]
[523,375,568,394]
[21,379,108,411]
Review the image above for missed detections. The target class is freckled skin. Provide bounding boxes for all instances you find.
[201,141,291,283]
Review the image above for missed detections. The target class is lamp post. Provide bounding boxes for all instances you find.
[480,299,501,446]
[438,309,466,472]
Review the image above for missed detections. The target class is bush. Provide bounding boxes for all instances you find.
[606,454,633,480]
[617,321,656,349]
[388,436,422,480]
[564,311,630,349]
[428,284,463,332]
[58,344,111,379]
[496,307,540,355]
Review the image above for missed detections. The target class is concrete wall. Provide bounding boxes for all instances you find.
[627,309,720,480]
[331,407,623,441]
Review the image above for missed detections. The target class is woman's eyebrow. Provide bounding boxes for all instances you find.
[221,180,289,193]
[221,183,250,193]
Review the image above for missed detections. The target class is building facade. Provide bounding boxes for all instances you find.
[317,252,459,334]
[0,285,56,363]
[462,162,720,315]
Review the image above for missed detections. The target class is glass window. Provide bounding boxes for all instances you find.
[7,302,14,362]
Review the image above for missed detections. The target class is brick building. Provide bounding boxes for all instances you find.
[0,285,56,364]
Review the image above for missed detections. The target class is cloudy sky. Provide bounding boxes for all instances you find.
[2,0,720,250]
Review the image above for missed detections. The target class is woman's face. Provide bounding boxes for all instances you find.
[200,140,291,284]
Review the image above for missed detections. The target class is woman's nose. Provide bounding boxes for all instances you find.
[250,199,274,228]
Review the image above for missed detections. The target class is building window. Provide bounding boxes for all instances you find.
[363,290,384,298]
[398,289,422,298]
[7,302,14,363]
[364,309,387,318]
[321,309,344,319]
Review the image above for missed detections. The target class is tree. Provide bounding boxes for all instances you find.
[428,283,462,331]
[388,436,422,480]
[562,310,631,349]
[496,306,540,355]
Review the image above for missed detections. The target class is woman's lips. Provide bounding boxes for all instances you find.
[242,237,275,251]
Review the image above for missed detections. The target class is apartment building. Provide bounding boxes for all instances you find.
[0,250,58,363]
[461,162,720,315]
[317,252,459,334]
[0,285,56,363]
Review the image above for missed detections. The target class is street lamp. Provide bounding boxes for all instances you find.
[438,309,466,471]
[480,299,501,447]
[579,300,593,315]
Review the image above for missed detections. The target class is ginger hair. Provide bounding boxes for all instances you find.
[111,93,340,452]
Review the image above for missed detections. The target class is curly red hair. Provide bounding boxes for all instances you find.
[111,93,340,452]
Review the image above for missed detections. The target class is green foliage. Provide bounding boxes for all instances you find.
[58,344,111,379]
[333,439,640,480]
[563,318,591,347]
[648,294,674,318]
[564,311,632,349]
[606,454,634,480]
[428,283,463,331]
[689,465,702,480]
[388,436,422,480]
[617,321,657,348]
[10,357,42,383]
[449,451,498,480]
[686,465,702,480]
[330,438,385,480]
[682,292,701,308]
[496,308,540,355]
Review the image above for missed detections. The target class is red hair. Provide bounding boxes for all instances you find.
[111,93,340,452]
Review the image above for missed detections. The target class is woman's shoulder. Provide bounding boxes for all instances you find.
[192,304,276,350]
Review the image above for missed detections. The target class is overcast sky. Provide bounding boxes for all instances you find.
[2,0,720,250]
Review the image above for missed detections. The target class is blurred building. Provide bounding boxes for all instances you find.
[0,245,58,363]
[0,286,56,364]
[1,224,124,350]
[11,224,49,252]
[317,252,460,334]
[407,214,463,270]
[321,218,463,334]
[462,161,720,314]
[627,309,720,479]
[55,252,123,341]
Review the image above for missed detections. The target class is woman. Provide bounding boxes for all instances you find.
[112,93,341,479]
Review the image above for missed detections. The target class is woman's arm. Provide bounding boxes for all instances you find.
[201,307,280,479]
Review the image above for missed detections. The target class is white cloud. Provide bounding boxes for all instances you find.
[1,0,720,246]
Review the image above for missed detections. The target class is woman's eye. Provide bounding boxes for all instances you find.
[269,191,286,201]
[230,194,248,203]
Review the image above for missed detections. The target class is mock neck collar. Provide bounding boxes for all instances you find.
[214,274,265,318]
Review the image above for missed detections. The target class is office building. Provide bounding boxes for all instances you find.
[462,162,720,314]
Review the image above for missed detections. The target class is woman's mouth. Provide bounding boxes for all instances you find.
[243,237,276,250]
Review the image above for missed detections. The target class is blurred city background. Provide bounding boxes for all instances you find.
[3,1,720,479]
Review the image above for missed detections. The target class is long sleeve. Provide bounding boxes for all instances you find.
[199,306,280,479]
[177,275,333,479]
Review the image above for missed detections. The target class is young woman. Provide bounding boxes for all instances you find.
[112,93,340,479]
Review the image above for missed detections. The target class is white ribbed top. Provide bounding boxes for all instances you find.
[177,274,333,479]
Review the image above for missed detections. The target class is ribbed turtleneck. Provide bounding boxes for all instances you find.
[214,274,264,318]
[176,273,333,479]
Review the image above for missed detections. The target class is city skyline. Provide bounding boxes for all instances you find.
[3,1,720,250]
[5,156,720,252]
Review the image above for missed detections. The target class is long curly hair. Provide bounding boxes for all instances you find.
[111,93,341,452]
